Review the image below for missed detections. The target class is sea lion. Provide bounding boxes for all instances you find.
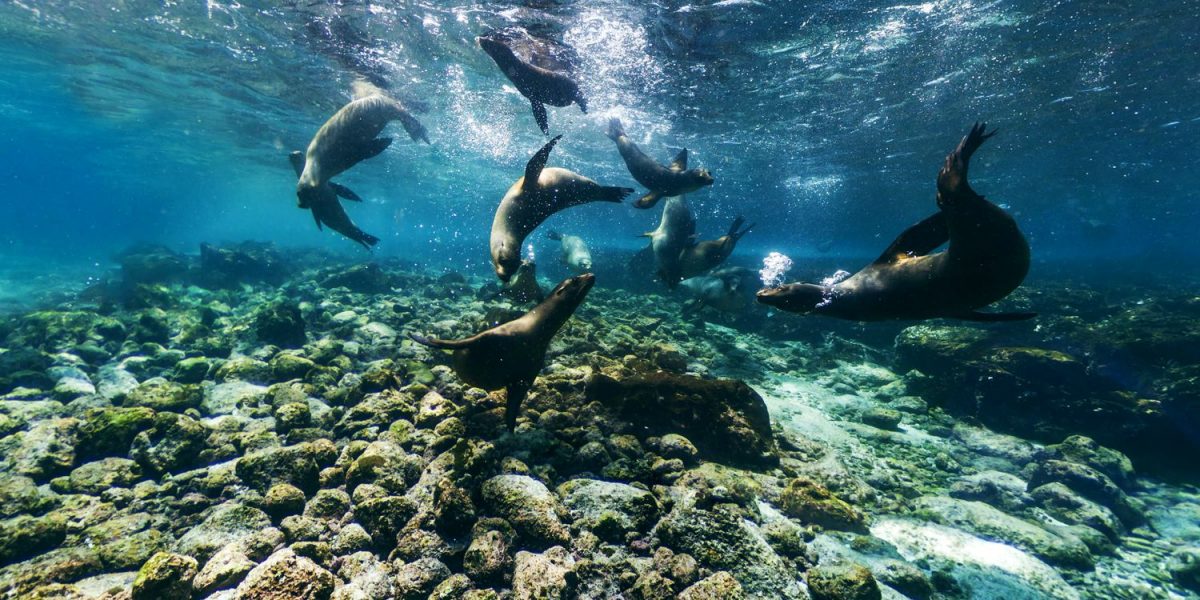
[678,215,754,279]
[478,34,587,135]
[642,195,696,288]
[296,81,429,209]
[757,123,1034,322]
[491,260,546,304]
[547,230,593,273]
[410,273,596,430]
[490,135,632,282]
[605,118,714,209]
[288,151,379,249]
[680,274,748,313]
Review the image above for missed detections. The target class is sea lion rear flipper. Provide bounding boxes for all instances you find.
[599,186,635,204]
[354,231,380,250]
[634,191,663,209]
[408,332,478,350]
[504,380,532,431]
[330,183,362,202]
[958,310,1037,322]
[288,151,306,177]
[669,149,688,171]
[523,135,563,193]
[938,122,996,203]
[873,212,949,264]
[605,118,625,142]
[530,99,549,135]
[575,92,588,114]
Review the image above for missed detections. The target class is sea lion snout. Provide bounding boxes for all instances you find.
[553,272,595,301]
[695,168,715,186]
[756,283,825,313]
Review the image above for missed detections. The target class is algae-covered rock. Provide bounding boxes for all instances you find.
[913,496,1093,569]
[558,478,659,539]
[1030,482,1123,541]
[130,411,208,474]
[8,418,78,480]
[1027,459,1144,526]
[512,546,575,600]
[778,477,868,533]
[236,441,334,494]
[677,571,747,600]
[173,356,211,384]
[353,496,417,551]
[0,473,60,518]
[948,470,1032,512]
[132,551,198,600]
[806,561,881,600]
[0,513,67,563]
[331,523,372,556]
[463,529,511,583]
[174,502,273,563]
[76,406,155,461]
[193,542,256,596]
[125,377,201,412]
[1044,435,1136,491]
[320,263,394,293]
[255,301,306,348]
[264,483,307,521]
[60,457,142,494]
[234,547,335,599]
[1168,546,1200,596]
[585,372,778,467]
[271,353,316,381]
[481,474,569,547]
[393,557,451,600]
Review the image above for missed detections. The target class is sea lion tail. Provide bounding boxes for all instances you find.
[605,117,625,142]
[546,230,562,241]
[598,186,635,204]
[355,232,380,250]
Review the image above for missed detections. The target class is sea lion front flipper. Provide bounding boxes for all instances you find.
[504,380,532,431]
[634,191,663,209]
[523,135,563,193]
[288,151,306,177]
[330,183,362,202]
[873,212,949,264]
[957,310,1037,322]
[669,148,688,172]
[530,99,549,135]
[311,211,324,231]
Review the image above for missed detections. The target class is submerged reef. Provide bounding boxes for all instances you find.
[0,242,1197,599]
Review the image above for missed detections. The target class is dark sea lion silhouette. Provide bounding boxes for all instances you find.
[411,273,596,430]
[757,123,1034,322]
[288,151,379,249]
[490,135,632,282]
[296,81,429,210]
[478,34,587,135]
[606,118,714,209]
[678,215,754,279]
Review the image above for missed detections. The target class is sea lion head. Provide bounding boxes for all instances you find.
[690,168,715,187]
[756,283,828,313]
[296,181,321,210]
[493,241,521,282]
[477,35,514,63]
[547,272,595,308]
[577,256,593,271]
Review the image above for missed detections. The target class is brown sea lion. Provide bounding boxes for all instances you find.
[490,135,632,282]
[491,260,546,304]
[410,273,596,430]
[288,151,379,249]
[296,81,429,210]
[478,34,587,135]
[678,215,754,279]
[547,230,593,273]
[757,123,1034,322]
[606,118,714,209]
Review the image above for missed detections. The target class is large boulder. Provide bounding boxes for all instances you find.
[132,552,197,600]
[173,502,273,563]
[481,474,569,547]
[777,477,868,533]
[585,372,778,467]
[558,478,660,540]
[234,547,335,600]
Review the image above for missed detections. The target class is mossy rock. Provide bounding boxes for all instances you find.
[0,513,67,563]
[125,378,202,412]
[75,406,156,461]
[778,478,868,533]
[255,301,306,348]
[806,562,882,600]
[132,551,197,600]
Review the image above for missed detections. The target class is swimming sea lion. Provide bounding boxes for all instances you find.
[680,274,748,313]
[678,215,754,279]
[605,118,714,209]
[547,230,593,273]
[757,123,1034,322]
[410,273,596,430]
[288,151,379,249]
[478,34,587,135]
[490,135,632,281]
[642,195,696,288]
[491,259,546,304]
[296,81,429,209]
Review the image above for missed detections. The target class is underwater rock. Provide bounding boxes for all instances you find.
[320,262,396,294]
[463,528,512,583]
[198,242,290,288]
[119,244,188,285]
[353,496,417,551]
[912,496,1093,569]
[0,347,52,393]
[948,470,1033,513]
[1167,546,1200,595]
[75,406,155,461]
[512,546,575,600]
[60,456,142,494]
[234,547,336,599]
[778,477,868,533]
[132,551,198,600]
[204,380,267,415]
[264,483,307,522]
[585,372,778,467]
[125,377,201,412]
[481,474,570,547]
[1029,482,1123,542]
[1027,459,1144,527]
[805,561,882,600]
[1042,435,1137,492]
[557,478,660,540]
[0,473,59,518]
[393,556,451,599]
[7,418,78,481]
[677,571,747,600]
[130,411,208,474]
[331,523,373,556]
[0,513,67,564]
[656,503,804,599]
[256,301,307,349]
[192,542,256,596]
[236,441,334,494]
[87,513,169,571]
[173,502,273,563]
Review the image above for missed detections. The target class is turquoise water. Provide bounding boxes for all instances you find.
[1,2,1199,599]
